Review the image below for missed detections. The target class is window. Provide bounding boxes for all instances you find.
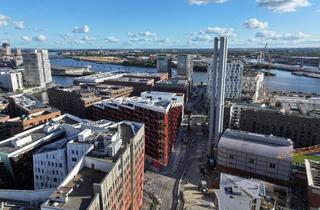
[72,158,77,162]
[248,159,255,164]
[269,163,276,169]
[228,154,234,160]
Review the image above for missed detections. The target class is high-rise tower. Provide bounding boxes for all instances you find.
[208,37,228,147]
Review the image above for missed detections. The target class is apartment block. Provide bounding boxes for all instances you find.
[217,129,293,185]
[157,55,172,78]
[87,91,184,166]
[241,71,265,102]
[0,68,23,91]
[237,96,320,148]
[80,84,133,99]
[153,78,189,102]
[177,54,193,81]
[47,86,101,118]
[41,121,145,210]
[207,59,244,100]
[23,50,52,88]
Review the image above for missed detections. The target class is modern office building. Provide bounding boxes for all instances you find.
[41,121,145,210]
[241,71,265,102]
[87,91,184,166]
[305,159,320,210]
[208,37,228,146]
[177,55,193,81]
[1,42,11,56]
[23,50,52,88]
[217,129,293,185]
[0,68,23,91]
[238,96,320,148]
[47,86,101,118]
[157,55,172,78]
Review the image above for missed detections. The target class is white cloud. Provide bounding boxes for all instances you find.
[139,31,156,37]
[204,27,236,37]
[33,35,47,42]
[244,18,268,30]
[191,35,213,42]
[74,40,85,45]
[256,0,311,12]
[0,14,9,27]
[72,25,90,33]
[14,21,24,29]
[255,30,308,41]
[82,36,96,41]
[128,32,136,37]
[104,36,120,43]
[154,38,170,43]
[21,36,32,41]
[188,0,228,5]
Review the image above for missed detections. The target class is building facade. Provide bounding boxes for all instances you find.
[217,129,293,185]
[0,68,23,91]
[241,71,265,102]
[177,55,193,81]
[87,91,183,166]
[23,50,52,88]
[157,55,172,78]
[41,121,145,210]
[305,159,320,210]
[47,86,101,118]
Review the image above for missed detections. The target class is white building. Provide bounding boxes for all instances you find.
[241,71,265,102]
[208,59,244,100]
[33,117,115,190]
[214,173,266,210]
[177,55,193,81]
[23,50,52,88]
[0,68,23,91]
[217,129,293,185]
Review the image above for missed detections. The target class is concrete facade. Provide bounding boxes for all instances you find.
[217,129,293,185]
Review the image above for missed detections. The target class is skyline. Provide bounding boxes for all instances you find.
[0,0,320,49]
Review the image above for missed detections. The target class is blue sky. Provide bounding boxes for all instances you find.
[0,0,319,49]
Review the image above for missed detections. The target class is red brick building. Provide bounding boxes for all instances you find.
[87,92,184,166]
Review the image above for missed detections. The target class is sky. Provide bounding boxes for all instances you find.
[0,0,319,49]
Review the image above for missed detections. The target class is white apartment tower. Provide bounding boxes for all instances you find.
[23,50,52,88]
[209,37,228,146]
[177,54,193,81]
[225,60,243,99]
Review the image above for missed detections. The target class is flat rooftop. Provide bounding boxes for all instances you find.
[10,94,49,111]
[155,78,188,86]
[306,159,320,189]
[219,129,293,161]
[215,173,266,210]
[95,96,173,113]
[48,167,106,210]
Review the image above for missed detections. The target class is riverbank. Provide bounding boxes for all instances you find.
[292,71,320,79]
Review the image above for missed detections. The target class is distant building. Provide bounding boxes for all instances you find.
[217,129,293,185]
[41,121,145,210]
[80,84,133,99]
[1,42,11,56]
[87,91,184,166]
[241,71,265,102]
[177,55,193,81]
[207,59,244,100]
[0,68,23,91]
[153,78,189,102]
[157,55,172,78]
[47,86,101,118]
[305,159,320,210]
[23,50,52,88]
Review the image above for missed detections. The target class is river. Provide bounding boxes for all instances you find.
[50,58,320,94]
